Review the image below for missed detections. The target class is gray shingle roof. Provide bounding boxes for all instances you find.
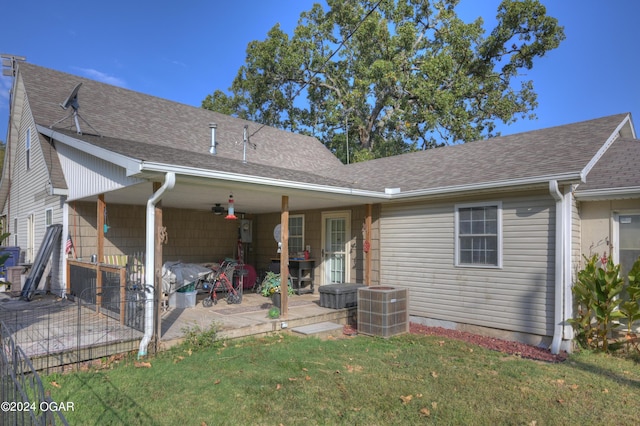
[316,114,631,192]
[38,133,67,191]
[577,138,640,192]
[19,62,342,173]
[51,128,356,189]
[19,62,636,197]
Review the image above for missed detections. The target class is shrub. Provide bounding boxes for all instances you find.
[570,254,640,353]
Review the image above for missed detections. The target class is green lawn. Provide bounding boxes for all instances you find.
[44,330,640,425]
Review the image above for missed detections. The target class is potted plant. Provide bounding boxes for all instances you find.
[260,271,294,308]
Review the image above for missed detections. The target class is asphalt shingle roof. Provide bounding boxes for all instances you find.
[51,129,357,189]
[316,114,632,192]
[19,62,639,196]
[577,138,640,192]
[19,62,342,174]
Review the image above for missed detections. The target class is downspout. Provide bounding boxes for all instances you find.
[549,180,564,354]
[138,172,175,358]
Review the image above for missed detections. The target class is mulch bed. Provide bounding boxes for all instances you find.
[408,323,568,363]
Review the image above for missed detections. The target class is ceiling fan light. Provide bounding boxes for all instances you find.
[212,203,223,215]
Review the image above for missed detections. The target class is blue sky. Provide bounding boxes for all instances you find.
[1,1,639,143]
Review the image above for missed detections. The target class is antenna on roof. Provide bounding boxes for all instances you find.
[51,82,101,136]
[1,54,25,77]
[241,125,257,163]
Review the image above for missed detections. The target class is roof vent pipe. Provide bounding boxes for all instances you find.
[209,123,217,155]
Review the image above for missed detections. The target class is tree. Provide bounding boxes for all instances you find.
[202,0,565,163]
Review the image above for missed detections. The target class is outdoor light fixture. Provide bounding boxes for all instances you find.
[225,194,237,220]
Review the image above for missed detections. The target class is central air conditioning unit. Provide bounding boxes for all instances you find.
[357,286,409,338]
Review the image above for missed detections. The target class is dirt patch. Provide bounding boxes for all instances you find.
[409,323,568,363]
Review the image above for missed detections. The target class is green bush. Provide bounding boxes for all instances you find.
[259,271,294,297]
[570,254,640,353]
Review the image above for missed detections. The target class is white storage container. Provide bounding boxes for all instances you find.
[169,291,197,308]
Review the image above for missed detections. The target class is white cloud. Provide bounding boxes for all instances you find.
[75,68,126,87]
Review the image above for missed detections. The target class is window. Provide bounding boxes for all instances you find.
[288,215,305,255]
[45,208,53,227]
[13,218,18,246]
[455,202,502,267]
[26,128,31,170]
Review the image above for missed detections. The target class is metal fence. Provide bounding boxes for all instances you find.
[0,322,68,425]
[0,284,148,373]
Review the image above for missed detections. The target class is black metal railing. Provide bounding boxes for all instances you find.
[0,284,148,372]
[0,322,68,425]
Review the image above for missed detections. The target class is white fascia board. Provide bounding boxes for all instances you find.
[139,161,389,199]
[51,188,69,196]
[574,186,640,201]
[37,125,143,176]
[580,114,631,181]
[389,172,584,199]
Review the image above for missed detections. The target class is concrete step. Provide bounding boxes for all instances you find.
[291,321,344,339]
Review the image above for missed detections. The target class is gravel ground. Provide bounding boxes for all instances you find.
[409,323,568,363]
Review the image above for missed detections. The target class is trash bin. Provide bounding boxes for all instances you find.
[319,283,365,309]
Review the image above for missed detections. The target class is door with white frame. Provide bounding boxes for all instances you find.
[321,211,351,284]
[614,212,640,279]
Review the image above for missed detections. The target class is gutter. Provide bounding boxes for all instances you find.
[549,180,565,355]
[141,161,584,202]
[140,162,388,199]
[138,172,175,358]
[574,186,640,201]
[390,172,583,200]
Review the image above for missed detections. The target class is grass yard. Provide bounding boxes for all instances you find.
[44,330,640,425]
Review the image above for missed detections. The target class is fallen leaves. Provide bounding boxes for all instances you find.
[400,395,413,404]
[51,381,61,388]
[134,361,152,368]
[399,393,436,417]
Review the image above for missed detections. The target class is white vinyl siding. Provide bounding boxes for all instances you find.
[380,192,555,337]
[56,144,145,201]
[9,92,66,294]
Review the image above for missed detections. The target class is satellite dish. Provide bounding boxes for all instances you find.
[60,82,82,110]
[273,224,282,243]
[51,82,100,135]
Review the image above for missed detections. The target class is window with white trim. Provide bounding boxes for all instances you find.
[288,215,304,255]
[45,208,53,227]
[455,202,502,267]
[13,218,18,246]
[26,127,31,170]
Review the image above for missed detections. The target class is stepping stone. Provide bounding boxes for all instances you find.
[291,321,343,337]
